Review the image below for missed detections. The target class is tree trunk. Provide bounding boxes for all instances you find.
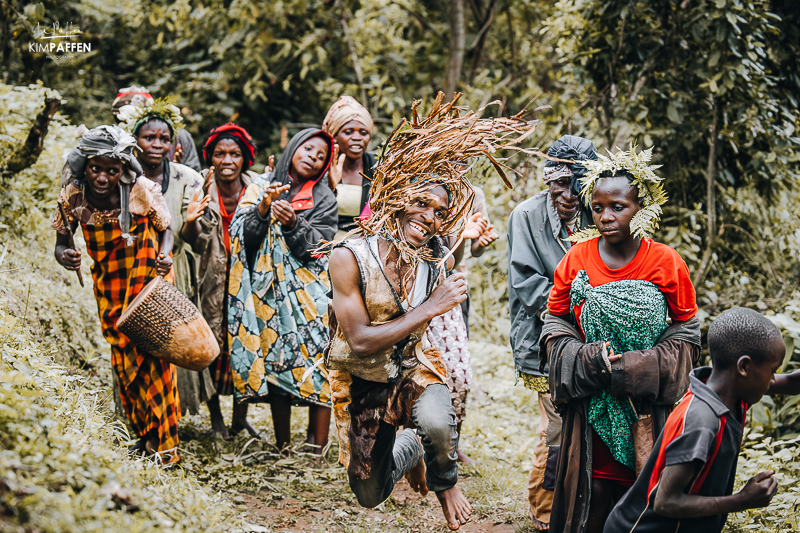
[2,95,61,177]
[467,0,496,85]
[692,98,720,287]
[340,14,368,110]
[444,0,466,99]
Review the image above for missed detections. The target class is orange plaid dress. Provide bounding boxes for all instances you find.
[53,178,182,462]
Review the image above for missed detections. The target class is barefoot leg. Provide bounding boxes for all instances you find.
[454,422,477,465]
[404,451,429,496]
[436,484,472,530]
[270,392,292,451]
[586,478,626,533]
[230,400,260,437]
[305,404,331,455]
[207,394,230,440]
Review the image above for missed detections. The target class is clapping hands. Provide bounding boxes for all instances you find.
[462,213,498,246]
[257,181,291,219]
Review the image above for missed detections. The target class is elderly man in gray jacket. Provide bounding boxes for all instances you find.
[507,135,597,531]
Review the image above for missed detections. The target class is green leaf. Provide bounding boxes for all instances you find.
[667,103,682,124]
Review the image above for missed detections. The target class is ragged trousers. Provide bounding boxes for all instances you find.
[349,384,459,507]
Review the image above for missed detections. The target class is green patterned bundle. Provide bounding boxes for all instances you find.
[570,270,668,470]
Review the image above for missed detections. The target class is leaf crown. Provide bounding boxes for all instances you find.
[567,144,667,243]
[117,96,184,137]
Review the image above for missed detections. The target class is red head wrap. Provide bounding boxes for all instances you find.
[203,123,257,170]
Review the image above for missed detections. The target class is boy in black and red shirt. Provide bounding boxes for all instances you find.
[604,307,800,533]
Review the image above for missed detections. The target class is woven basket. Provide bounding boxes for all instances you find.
[117,276,219,371]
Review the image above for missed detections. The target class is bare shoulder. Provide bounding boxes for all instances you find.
[329,246,358,272]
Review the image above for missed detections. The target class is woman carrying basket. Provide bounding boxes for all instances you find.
[53,124,180,463]
[117,98,215,420]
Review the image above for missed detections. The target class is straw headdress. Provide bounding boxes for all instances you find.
[329,92,537,277]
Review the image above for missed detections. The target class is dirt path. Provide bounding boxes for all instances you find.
[179,340,539,532]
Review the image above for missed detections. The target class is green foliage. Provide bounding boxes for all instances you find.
[0,83,106,369]
[724,430,800,532]
[0,302,247,532]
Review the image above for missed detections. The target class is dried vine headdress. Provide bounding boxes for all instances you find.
[334,92,537,262]
[568,144,667,243]
[117,96,184,137]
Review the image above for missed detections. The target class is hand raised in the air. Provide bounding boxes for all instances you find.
[327,143,346,189]
[186,188,211,223]
[462,213,489,240]
[173,142,183,164]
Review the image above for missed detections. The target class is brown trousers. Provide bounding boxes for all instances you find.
[528,393,562,524]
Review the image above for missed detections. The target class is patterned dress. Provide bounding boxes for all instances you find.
[425,306,472,422]
[52,178,181,462]
[226,176,331,405]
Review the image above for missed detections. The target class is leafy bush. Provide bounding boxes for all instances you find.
[0,82,250,533]
[0,302,248,532]
[725,430,800,532]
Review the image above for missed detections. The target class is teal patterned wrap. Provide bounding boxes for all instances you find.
[226,175,331,406]
[570,270,668,470]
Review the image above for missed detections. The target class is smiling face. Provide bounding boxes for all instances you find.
[211,138,244,183]
[590,176,642,245]
[290,136,329,181]
[85,156,123,198]
[335,120,371,160]
[549,174,580,221]
[399,185,449,248]
[135,119,172,167]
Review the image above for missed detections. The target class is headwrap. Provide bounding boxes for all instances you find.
[111,86,154,114]
[321,96,374,137]
[543,135,598,196]
[203,123,256,171]
[328,92,537,298]
[116,96,183,137]
[543,164,574,184]
[61,124,143,244]
[568,144,667,243]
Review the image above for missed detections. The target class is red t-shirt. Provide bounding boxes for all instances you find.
[547,237,698,483]
[548,237,697,331]
[218,186,246,255]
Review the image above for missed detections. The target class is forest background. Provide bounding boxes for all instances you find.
[1,0,800,531]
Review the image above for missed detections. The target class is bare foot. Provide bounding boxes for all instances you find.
[127,438,147,455]
[404,457,429,496]
[210,414,230,440]
[436,485,472,530]
[528,507,549,531]
[456,448,477,465]
[207,396,230,440]
[229,419,261,438]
